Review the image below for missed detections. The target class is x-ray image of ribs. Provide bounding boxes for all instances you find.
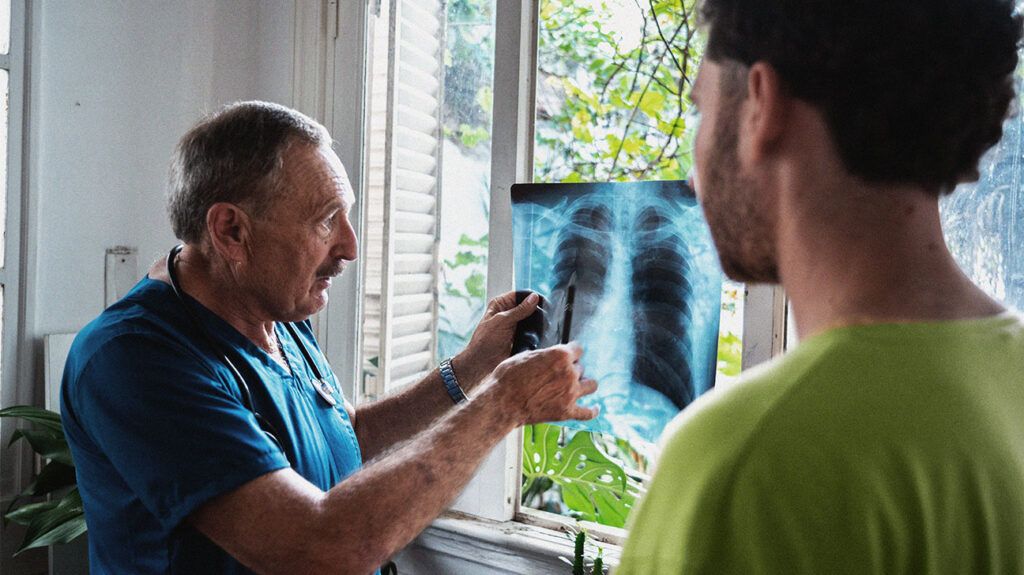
[550,203,614,342]
[630,204,694,409]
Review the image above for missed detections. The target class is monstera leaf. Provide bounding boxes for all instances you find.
[522,423,640,527]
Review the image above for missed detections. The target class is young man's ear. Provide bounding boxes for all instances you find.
[205,202,252,264]
[738,62,788,164]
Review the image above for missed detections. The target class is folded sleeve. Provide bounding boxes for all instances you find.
[67,331,291,532]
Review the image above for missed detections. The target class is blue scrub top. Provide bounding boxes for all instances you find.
[61,277,365,574]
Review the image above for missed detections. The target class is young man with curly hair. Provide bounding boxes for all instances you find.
[618,0,1024,572]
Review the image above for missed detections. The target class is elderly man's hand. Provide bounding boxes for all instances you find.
[484,342,598,425]
[452,291,541,391]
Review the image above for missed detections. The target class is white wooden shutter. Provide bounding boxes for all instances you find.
[360,0,446,400]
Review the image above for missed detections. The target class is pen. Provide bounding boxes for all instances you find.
[561,273,576,344]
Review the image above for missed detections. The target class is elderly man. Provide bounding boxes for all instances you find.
[618,0,1024,573]
[61,102,597,574]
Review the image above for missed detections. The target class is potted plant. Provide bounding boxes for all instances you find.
[0,405,86,556]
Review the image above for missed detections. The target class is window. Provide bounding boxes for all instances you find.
[345,0,786,532]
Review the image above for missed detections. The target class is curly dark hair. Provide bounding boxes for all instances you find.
[699,0,1023,194]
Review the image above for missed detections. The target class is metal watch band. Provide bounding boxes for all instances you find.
[439,357,468,404]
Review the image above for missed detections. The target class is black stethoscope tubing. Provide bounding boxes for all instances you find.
[165,244,336,452]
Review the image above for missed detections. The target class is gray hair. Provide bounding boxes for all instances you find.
[167,101,331,244]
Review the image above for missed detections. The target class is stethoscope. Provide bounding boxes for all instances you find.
[165,245,340,451]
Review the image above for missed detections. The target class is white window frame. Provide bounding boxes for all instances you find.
[1,0,32,502]
[326,0,786,548]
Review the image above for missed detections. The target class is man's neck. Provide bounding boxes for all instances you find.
[149,245,278,352]
[776,174,1004,341]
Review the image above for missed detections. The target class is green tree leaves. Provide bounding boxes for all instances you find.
[535,0,701,183]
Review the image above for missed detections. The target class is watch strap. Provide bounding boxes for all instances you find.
[439,357,468,404]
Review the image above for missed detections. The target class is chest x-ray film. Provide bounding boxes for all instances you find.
[512,181,722,445]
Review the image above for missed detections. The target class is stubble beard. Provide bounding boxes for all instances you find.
[700,97,780,284]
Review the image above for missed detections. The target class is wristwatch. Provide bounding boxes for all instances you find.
[439,357,469,404]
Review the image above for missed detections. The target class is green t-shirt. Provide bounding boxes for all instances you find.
[617,314,1024,574]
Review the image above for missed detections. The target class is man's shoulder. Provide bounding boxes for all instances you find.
[619,350,834,573]
[67,277,191,376]
[650,312,1024,517]
[622,316,1024,573]
[668,329,848,432]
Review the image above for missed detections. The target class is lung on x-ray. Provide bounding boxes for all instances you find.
[512,181,722,445]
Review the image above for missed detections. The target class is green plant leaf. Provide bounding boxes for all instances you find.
[522,424,638,528]
[15,489,86,555]
[5,500,59,526]
[9,429,72,466]
[621,135,643,156]
[0,406,64,433]
[464,272,486,299]
[458,233,488,248]
[451,251,484,267]
[23,461,77,498]
[4,460,75,518]
[717,332,742,377]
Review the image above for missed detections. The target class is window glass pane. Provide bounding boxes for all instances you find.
[524,0,726,528]
[941,42,1024,310]
[0,1,9,55]
[436,0,496,360]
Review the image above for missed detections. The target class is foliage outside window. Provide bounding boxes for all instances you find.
[533,0,699,184]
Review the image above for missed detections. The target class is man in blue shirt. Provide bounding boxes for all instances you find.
[61,101,597,574]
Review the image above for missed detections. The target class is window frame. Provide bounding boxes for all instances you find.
[324,0,367,404]
[1,0,31,501]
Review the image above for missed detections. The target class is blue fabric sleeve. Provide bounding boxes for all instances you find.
[69,331,291,532]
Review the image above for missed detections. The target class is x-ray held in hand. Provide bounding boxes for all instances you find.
[512,181,723,445]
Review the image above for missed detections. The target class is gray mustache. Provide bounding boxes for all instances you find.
[317,262,346,278]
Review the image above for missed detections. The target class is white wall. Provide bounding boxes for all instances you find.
[28,0,294,338]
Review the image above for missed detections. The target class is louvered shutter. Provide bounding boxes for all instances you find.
[360,0,446,400]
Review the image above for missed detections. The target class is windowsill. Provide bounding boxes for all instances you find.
[397,510,622,572]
